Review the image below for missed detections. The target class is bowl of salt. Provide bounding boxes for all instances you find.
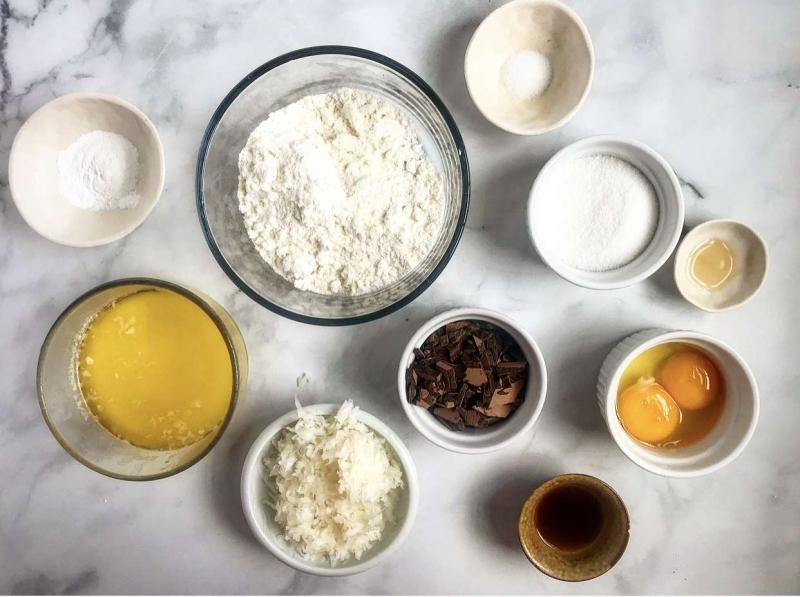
[464,0,594,135]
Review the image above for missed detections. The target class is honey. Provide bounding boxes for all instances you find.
[688,238,735,290]
[76,289,233,450]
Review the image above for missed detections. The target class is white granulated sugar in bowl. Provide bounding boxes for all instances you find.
[537,155,659,272]
[238,87,444,295]
[264,401,404,565]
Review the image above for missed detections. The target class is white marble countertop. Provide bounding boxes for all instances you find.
[2,0,799,594]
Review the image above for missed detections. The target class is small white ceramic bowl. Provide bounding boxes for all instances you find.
[398,308,547,454]
[674,219,769,312]
[465,0,594,135]
[528,135,685,289]
[597,329,759,478]
[9,92,165,247]
[241,403,419,577]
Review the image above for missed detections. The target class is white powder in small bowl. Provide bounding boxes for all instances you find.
[537,155,659,272]
[501,50,553,101]
[58,131,141,211]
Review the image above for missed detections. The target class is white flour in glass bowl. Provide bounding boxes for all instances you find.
[237,88,443,296]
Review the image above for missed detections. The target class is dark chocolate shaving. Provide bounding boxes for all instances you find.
[407,319,529,430]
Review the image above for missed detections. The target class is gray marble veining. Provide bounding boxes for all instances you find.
[1,0,799,594]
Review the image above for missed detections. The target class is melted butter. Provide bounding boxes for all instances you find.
[688,238,735,290]
[77,289,232,450]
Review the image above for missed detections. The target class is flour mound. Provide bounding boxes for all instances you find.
[237,88,443,295]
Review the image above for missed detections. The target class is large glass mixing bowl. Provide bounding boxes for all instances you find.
[196,46,470,326]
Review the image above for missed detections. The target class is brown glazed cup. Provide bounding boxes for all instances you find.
[518,474,629,581]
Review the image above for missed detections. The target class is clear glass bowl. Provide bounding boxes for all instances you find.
[37,279,248,481]
[196,46,470,326]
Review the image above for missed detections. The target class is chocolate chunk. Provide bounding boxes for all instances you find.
[407,319,529,431]
[490,379,524,408]
[474,402,514,419]
[433,407,464,430]
[496,361,527,375]
[416,368,441,382]
[465,367,488,387]
[456,383,468,408]
[462,410,484,428]
[435,361,453,374]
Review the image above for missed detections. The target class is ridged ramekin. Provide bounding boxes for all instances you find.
[597,329,759,477]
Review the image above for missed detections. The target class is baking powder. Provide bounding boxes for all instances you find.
[57,131,141,211]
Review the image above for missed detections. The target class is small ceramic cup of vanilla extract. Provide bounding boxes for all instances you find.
[518,474,630,582]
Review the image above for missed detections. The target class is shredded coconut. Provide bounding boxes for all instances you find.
[264,400,404,565]
[237,88,443,295]
[57,131,140,211]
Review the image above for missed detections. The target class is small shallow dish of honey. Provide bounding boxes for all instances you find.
[597,329,759,478]
[37,278,247,480]
[518,474,629,582]
[674,219,768,312]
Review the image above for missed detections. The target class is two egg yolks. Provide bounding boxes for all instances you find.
[618,349,721,445]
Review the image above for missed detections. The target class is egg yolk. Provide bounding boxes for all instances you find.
[617,380,680,444]
[660,351,720,411]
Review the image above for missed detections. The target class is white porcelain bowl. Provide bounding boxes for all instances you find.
[9,92,165,247]
[528,135,684,289]
[398,308,547,454]
[465,0,594,135]
[597,329,759,477]
[240,403,419,577]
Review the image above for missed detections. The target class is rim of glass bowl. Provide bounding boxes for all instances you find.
[195,45,471,326]
[37,278,243,482]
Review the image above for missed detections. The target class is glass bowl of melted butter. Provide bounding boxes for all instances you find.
[38,278,247,480]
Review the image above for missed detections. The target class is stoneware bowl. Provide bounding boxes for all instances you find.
[674,219,769,312]
[9,92,165,247]
[597,329,759,477]
[398,308,547,454]
[465,0,594,135]
[528,135,684,289]
[518,474,630,582]
[240,403,419,577]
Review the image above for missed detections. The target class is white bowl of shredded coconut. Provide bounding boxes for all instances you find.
[9,92,165,247]
[241,401,418,576]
